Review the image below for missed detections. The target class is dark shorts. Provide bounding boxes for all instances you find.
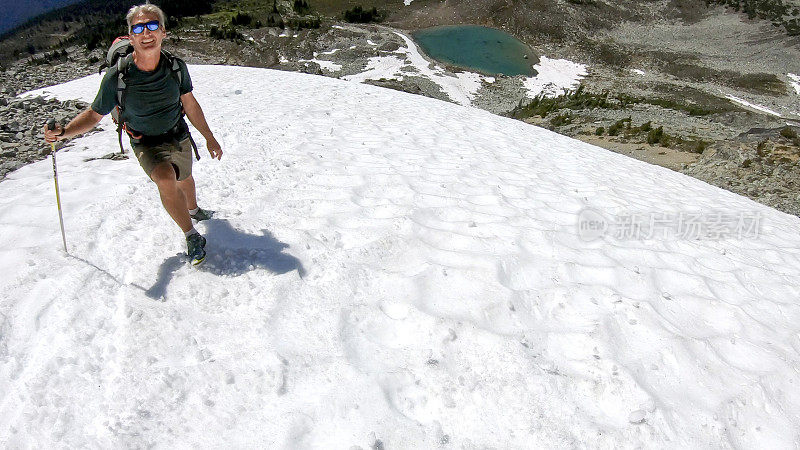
[133,137,194,181]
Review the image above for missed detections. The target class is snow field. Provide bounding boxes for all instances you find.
[1,65,800,448]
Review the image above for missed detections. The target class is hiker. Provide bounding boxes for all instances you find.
[43,3,222,265]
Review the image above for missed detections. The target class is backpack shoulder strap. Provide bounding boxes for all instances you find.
[115,53,134,110]
[161,50,184,87]
[113,53,134,156]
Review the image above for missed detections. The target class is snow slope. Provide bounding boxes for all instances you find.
[3,65,800,448]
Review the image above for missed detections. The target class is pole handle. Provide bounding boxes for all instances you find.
[47,119,58,155]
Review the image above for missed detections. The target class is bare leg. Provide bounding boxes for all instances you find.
[177,175,199,210]
[151,162,193,232]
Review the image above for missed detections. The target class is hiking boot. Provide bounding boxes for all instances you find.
[190,207,214,222]
[186,233,207,266]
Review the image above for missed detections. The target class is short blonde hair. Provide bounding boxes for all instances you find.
[126,4,167,31]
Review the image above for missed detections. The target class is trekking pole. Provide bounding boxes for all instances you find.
[47,119,68,254]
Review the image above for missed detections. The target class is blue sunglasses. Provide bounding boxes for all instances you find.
[131,20,160,34]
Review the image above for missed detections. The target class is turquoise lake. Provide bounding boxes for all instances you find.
[411,25,539,77]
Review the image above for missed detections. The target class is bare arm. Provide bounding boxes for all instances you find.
[43,108,103,143]
[181,92,222,160]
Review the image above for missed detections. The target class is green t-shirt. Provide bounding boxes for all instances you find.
[91,54,193,136]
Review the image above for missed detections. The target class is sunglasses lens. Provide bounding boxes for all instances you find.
[131,20,159,34]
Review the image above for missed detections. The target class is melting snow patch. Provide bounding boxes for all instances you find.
[388,31,488,106]
[523,55,588,98]
[299,53,343,72]
[302,59,342,72]
[342,55,408,83]
[343,31,492,106]
[631,69,646,76]
[788,73,800,95]
[725,94,782,117]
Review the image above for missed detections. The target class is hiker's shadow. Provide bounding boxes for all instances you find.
[145,219,306,300]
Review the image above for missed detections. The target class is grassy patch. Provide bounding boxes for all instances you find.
[734,72,786,95]
[578,39,632,67]
[510,86,720,120]
[294,0,312,14]
[550,112,573,127]
[706,0,800,36]
[617,93,713,116]
[511,89,714,154]
[668,0,713,23]
[198,1,320,31]
[343,5,383,23]
[510,86,612,119]
[650,84,742,113]
[286,16,321,29]
[230,11,255,26]
[663,61,786,96]
[647,126,665,145]
[209,25,245,40]
[590,119,710,153]
[608,117,631,136]
[778,126,800,146]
